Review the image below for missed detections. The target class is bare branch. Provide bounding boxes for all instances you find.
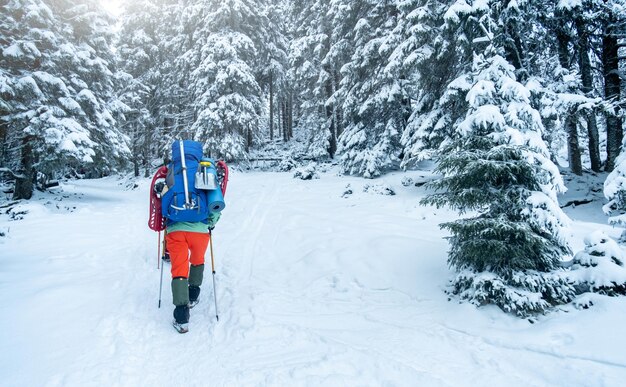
[0,168,25,179]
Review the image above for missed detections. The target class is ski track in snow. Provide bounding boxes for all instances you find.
[1,171,626,386]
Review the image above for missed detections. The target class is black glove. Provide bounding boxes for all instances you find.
[154,181,165,197]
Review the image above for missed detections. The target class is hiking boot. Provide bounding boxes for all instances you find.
[173,305,189,323]
[173,304,189,333]
[189,285,200,309]
[172,320,189,334]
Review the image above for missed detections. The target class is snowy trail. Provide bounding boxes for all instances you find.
[1,171,626,386]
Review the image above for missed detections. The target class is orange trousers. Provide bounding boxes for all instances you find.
[165,231,210,278]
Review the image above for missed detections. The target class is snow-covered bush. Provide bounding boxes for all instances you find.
[277,158,298,172]
[293,163,319,180]
[567,231,626,296]
[401,177,414,187]
[341,184,353,198]
[363,183,396,196]
[603,150,626,226]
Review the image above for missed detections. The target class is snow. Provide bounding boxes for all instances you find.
[457,104,505,135]
[466,80,496,108]
[567,230,626,291]
[16,76,44,99]
[1,171,626,385]
[3,43,24,58]
[444,1,473,24]
[58,96,83,114]
[604,147,626,224]
[32,71,69,95]
[77,89,100,108]
[557,0,583,10]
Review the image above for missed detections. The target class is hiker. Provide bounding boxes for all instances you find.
[151,140,227,333]
[164,196,220,333]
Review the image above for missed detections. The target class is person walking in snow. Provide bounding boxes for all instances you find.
[163,198,220,333]
[152,140,227,333]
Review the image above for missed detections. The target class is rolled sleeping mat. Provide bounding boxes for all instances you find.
[208,187,225,213]
[203,157,226,213]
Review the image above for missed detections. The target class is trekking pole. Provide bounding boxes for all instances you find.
[157,231,161,270]
[209,229,219,321]
[158,255,165,308]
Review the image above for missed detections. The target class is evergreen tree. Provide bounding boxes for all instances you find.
[398,0,464,166]
[0,0,129,199]
[600,0,626,172]
[422,41,573,315]
[117,0,178,174]
[260,0,289,142]
[602,1,626,223]
[186,0,264,160]
[336,0,407,178]
[289,0,335,157]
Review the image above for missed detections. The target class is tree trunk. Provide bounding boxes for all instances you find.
[282,98,288,142]
[278,96,283,140]
[602,11,622,172]
[503,10,527,80]
[132,121,140,177]
[0,115,7,166]
[288,91,293,140]
[334,69,343,138]
[134,159,139,177]
[269,72,274,141]
[576,16,601,172]
[555,15,570,69]
[566,113,583,175]
[13,136,35,200]
[322,23,336,157]
[556,15,583,175]
[144,121,153,177]
[246,127,252,152]
[325,72,336,157]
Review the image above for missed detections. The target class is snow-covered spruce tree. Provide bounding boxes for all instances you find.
[51,1,129,175]
[335,1,407,178]
[289,0,336,158]
[603,138,626,227]
[599,0,626,172]
[0,0,129,199]
[117,0,168,175]
[165,0,202,143]
[399,0,484,168]
[258,0,289,142]
[118,0,196,161]
[400,0,579,170]
[422,50,574,317]
[187,0,264,160]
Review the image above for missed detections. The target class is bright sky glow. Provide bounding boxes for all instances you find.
[100,0,122,17]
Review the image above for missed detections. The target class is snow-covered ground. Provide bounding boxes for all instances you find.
[1,170,626,386]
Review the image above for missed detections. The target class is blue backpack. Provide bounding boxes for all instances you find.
[161,140,225,224]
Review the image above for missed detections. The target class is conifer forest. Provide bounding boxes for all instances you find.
[2,0,626,319]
